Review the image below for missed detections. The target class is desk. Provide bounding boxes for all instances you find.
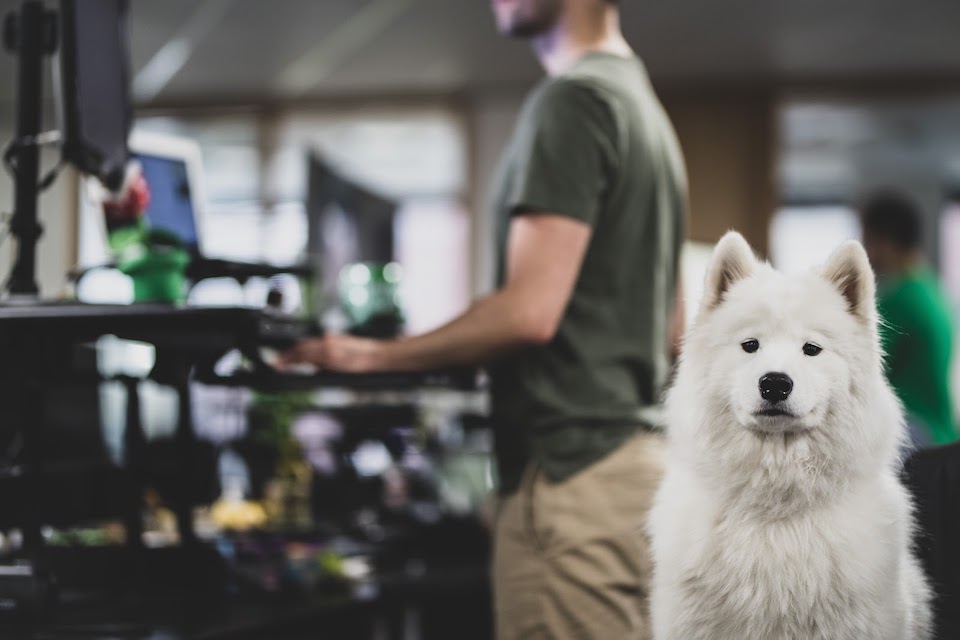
[0,304,274,549]
[1,561,490,640]
[0,302,475,383]
[0,516,492,639]
[0,303,291,365]
[0,301,478,551]
[0,302,487,639]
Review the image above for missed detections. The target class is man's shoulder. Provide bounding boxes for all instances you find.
[515,74,620,142]
[523,55,647,120]
[528,73,611,112]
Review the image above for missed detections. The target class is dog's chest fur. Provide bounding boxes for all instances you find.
[670,485,904,640]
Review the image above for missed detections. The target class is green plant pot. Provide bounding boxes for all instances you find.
[120,248,190,304]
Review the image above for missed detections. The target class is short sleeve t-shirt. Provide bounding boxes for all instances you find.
[488,52,687,494]
[878,267,958,445]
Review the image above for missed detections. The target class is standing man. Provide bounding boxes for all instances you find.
[861,191,958,448]
[283,0,687,637]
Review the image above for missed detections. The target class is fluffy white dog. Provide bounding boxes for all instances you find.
[648,232,932,640]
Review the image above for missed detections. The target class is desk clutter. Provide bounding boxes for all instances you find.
[0,303,492,638]
[0,0,493,636]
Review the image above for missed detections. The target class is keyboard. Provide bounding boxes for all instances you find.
[254,311,321,349]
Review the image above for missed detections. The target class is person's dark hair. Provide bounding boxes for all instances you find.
[861,191,922,250]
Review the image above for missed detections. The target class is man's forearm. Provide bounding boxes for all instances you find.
[293,215,590,374]
[375,288,549,372]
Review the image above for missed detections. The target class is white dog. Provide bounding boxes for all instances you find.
[648,232,932,640]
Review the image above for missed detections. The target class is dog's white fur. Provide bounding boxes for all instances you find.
[648,232,932,640]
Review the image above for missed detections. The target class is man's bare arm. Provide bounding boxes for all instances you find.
[281,214,592,372]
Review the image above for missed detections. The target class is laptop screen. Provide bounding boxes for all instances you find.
[135,152,200,254]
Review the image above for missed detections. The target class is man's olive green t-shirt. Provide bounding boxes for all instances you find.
[488,52,687,494]
[878,267,958,445]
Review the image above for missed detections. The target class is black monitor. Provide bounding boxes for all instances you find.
[58,0,131,192]
[305,153,397,300]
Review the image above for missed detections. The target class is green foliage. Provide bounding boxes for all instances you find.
[248,391,313,480]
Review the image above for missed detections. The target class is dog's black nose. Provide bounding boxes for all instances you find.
[759,373,793,403]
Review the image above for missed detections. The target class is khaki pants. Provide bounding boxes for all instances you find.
[492,431,666,640]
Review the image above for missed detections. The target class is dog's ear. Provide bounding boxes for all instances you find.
[821,240,876,324]
[702,231,756,312]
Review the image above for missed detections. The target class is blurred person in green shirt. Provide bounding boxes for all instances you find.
[862,191,958,447]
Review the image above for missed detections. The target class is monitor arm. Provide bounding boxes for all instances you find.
[2,1,58,298]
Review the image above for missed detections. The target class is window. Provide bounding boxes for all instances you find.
[769,204,862,274]
[940,200,960,304]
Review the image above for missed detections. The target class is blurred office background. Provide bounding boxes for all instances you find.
[1,1,959,519]
[0,1,959,637]
[0,0,958,313]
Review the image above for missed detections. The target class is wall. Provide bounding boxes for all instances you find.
[466,91,522,296]
[662,90,777,256]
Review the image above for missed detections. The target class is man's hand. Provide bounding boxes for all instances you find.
[279,334,390,373]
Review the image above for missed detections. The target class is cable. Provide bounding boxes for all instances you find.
[3,130,61,167]
[2,130,63,187]
[36,157,64,192]
[0,130,64,254]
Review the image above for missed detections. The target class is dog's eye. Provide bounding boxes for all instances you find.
[741,339,759,353]
[803,343,822,357]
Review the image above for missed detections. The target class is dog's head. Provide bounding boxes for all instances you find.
[695,232,880,434]
[669,232,903,501]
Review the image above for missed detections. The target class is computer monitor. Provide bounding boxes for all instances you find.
[58,0,132,191]
[305,153,396,302]
[77,130,206,268]
[130,131,205,256]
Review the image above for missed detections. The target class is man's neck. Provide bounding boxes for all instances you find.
[897,251,926,274]
[531,6,632,76]
[880,251,926,281]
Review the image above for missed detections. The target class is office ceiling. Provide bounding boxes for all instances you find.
[0,0,958,110]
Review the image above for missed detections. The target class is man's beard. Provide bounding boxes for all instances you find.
[505,0,562,38]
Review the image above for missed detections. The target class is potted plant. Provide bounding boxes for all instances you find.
[102,164,190,304]
[245,392,314,530]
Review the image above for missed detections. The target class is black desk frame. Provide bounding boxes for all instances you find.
[0,302,476,551]
[0,304,268,552]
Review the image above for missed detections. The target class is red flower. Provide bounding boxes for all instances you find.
[103,171,151,224]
